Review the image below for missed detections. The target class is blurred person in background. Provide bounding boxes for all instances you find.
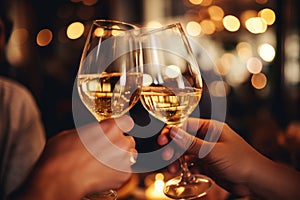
[0,8,46,198]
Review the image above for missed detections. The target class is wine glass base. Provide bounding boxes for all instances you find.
[82,190,117,200]
[164,174,214,200]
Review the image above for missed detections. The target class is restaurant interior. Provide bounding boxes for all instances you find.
[1,0,299,199]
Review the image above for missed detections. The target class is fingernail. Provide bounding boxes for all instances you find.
[115,115,134,132]
[170,127,183,140]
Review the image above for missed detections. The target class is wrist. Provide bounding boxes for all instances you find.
[247,155,300,199]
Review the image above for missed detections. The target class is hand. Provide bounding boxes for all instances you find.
[158,118,300,199]
[10,115,137,200]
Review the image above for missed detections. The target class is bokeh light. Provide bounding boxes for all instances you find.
[208,5,224,21]
[200,19,215,35]
[209,81,230,97]
[200,0,212,6]
[188,0,203,5]
[245,17,267,34]
[258,8,276,25]
[94,27,104,37]
[258,43,275,62]
[66,22,85,40]
[214,53,235,76]
[223,15,240,32]
[36,29,53,47]
[251,73,267,89]
[246,57,263,74]
[240,10,257,27]
[236,42,253,61]
[186,21,202,36]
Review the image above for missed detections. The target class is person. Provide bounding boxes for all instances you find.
[1,7,137,200]
[0,8,46,199]
[158,118,300,200]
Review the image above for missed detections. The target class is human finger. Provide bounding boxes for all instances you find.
[100,115,134,135]
[114,115,135,133]
[129,148,138,165]
[185,118,225,143]
[169,126,205,156]
[158,126,171,146]
[158,133,169,146]
[161,146,175,161]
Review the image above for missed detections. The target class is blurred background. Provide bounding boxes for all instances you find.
[1,0,299,192]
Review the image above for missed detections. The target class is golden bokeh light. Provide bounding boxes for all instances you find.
[240,10,257,27]
[258,43,275,62]
[209,81,230,97]
[112,25,124,36]
[94,27,104,37]
[226,62,250,87]
[200,0,212,6]
[36,29,53,47]
[142,74,153,86]
[67,22,85,40]
[213,20,224,32]
[214,53,235,76]
[258,8,276,25]
[165,65,181,79]
[246,57,263,74]
[223,15,240,32]
[236,42,253,61]
[251,73,267,89]
[245,17,267,34]
[186,21,202,36]
[200,19,215,35]
[215,59,230,76]
[208,5,224,21]
[189,0,203,5]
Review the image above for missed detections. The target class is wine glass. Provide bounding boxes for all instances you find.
[77,19,142,199]
[139,23,213,199]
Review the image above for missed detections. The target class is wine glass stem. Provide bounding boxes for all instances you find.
[171,123,194,184]
[179,155,194,184]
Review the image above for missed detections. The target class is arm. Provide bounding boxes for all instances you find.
[158,118,300,200]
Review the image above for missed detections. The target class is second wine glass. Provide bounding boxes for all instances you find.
[139,23,213,199]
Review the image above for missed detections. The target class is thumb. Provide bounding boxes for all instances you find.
[169,126,204,156]
[114,115,135,133]
[100,115,135,134]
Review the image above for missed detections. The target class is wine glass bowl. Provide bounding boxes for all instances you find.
[139,23,213,199]
[77,19,142,122]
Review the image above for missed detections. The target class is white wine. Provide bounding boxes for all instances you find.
[78,72,142,121]
[140,86,202,126]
